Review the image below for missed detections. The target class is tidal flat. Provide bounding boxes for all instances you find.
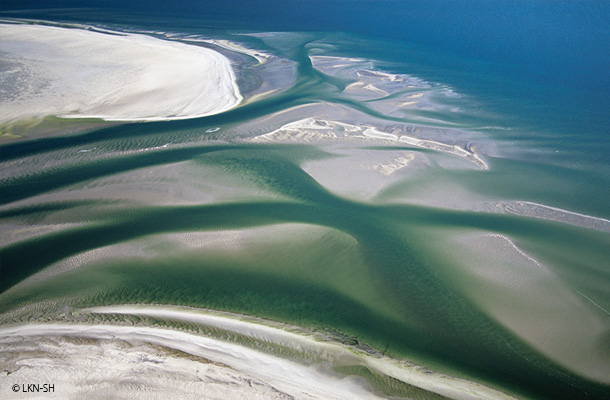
[1,17,610,400]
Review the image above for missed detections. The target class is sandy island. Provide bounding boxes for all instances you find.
[0,21,242,123]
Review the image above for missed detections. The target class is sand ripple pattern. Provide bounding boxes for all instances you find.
[1,23,610,400]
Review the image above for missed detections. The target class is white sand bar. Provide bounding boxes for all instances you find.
[0,22,243,123]
[0,315,517,400]
[251,117,488,169]
[0,323,383,400]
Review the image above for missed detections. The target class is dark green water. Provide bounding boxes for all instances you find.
[1,5,610,400]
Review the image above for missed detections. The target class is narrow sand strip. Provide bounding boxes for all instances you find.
[498,201,610,232]
[186,37,273,65]
[0,22,242,123]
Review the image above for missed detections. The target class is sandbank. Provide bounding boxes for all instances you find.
[0,323,381,400]
[0,21,242,123]
[0,306,518,400]
[250,117,488,169]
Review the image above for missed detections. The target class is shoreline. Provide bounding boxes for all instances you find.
[0,304,518,400]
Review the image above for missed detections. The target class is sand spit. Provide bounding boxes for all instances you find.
[383,182,610,233]
[496,201,610,233]
[250,117,488,169]
[434,199,610,233]
[0,21,242,123]
[184,37,273,65]
[0,306,518,400]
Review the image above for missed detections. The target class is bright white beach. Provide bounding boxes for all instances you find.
[0,323,383,400]
[0,22,242,123]
[0,307,518,400]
